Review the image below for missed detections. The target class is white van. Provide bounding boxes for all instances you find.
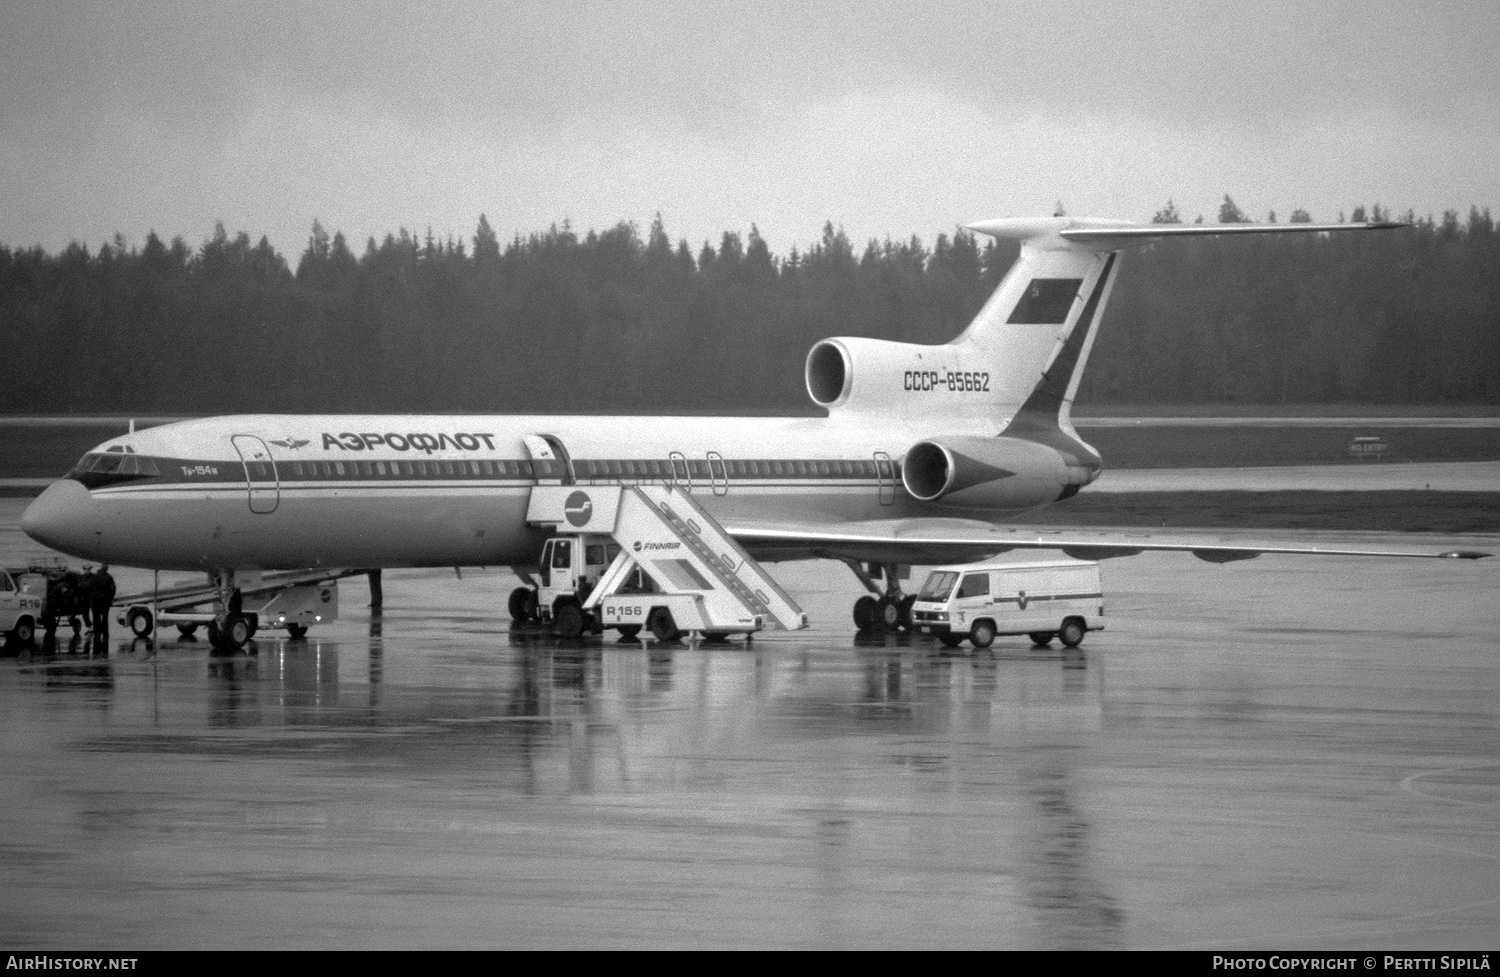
[910,558,1103,649]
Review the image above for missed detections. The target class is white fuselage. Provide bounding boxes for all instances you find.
[22,410,1071,572]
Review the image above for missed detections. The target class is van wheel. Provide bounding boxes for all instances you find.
[969,620,996,649]
[177,624,199,638]
[12,618,36,645]
[286,624,308,639]
[938,632,965,648]
[852,595,878,631]
[617,625,642,641]
[1029,632,1054,647]
[128,607,154,638]
[1059,619,1086,648]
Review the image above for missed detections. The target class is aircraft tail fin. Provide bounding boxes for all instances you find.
[960,216,1405,451]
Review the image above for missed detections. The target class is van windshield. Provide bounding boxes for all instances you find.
[917,571,959,601]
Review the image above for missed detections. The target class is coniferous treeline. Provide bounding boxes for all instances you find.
[1,201,1496,414]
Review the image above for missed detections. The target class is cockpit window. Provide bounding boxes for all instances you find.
[68,452,161,483]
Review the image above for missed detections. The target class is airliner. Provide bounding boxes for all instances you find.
[20,215,1489,643]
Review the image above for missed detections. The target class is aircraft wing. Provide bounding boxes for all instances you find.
[725,517,1492,565]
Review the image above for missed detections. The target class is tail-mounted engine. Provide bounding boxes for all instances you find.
[901,435,1098,510]
[806,337,1002,415]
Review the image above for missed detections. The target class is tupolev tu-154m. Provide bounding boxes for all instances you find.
[20,215,1489,648]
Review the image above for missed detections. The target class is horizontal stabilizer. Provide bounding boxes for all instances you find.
[967,216,1407,251]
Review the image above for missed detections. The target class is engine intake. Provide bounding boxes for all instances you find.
[902,436,1096,510]
[805,340,851,408]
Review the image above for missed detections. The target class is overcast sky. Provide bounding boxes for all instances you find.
[3,0,1496,259]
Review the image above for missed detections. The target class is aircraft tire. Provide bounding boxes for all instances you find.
[1029,632,1054,647]
[969,620,996,649]
[1059,619,1086,648]
[226,614,251,649]
[852,595,878,631]
[898,594,916,629]
[876,596,901,631]
[128,607,154,638]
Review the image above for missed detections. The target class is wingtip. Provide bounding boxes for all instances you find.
[1438,550,1492,559]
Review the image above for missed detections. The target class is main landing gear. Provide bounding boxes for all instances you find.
[846,561,915,634]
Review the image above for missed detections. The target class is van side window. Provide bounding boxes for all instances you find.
[957,573,990,598]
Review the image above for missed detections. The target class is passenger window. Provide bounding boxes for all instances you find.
[957,574,990,598]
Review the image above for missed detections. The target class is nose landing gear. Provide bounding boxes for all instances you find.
[208,570,254,652]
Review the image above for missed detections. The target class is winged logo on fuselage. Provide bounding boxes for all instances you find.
[268,438,310,450]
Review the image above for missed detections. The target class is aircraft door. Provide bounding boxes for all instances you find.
[669,451,692,492]
[231,435,280,514]
[707,452,728,496]
[874,451,895,506]
[524,434,575,485]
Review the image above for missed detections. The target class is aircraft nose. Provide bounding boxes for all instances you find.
[21,479,99,558]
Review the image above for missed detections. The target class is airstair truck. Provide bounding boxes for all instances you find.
[522,483,806,641]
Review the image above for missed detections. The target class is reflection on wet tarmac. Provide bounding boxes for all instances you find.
[1,542,1497,949]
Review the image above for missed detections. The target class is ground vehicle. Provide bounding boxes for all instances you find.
[510,484,801,641]
[910,558,1103,649]
[117,574,340,641]
[511,527,766,642]
[6,564,90,636]
[0,568,46,645]
[5,564,91,637]
[509,533,621,637]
